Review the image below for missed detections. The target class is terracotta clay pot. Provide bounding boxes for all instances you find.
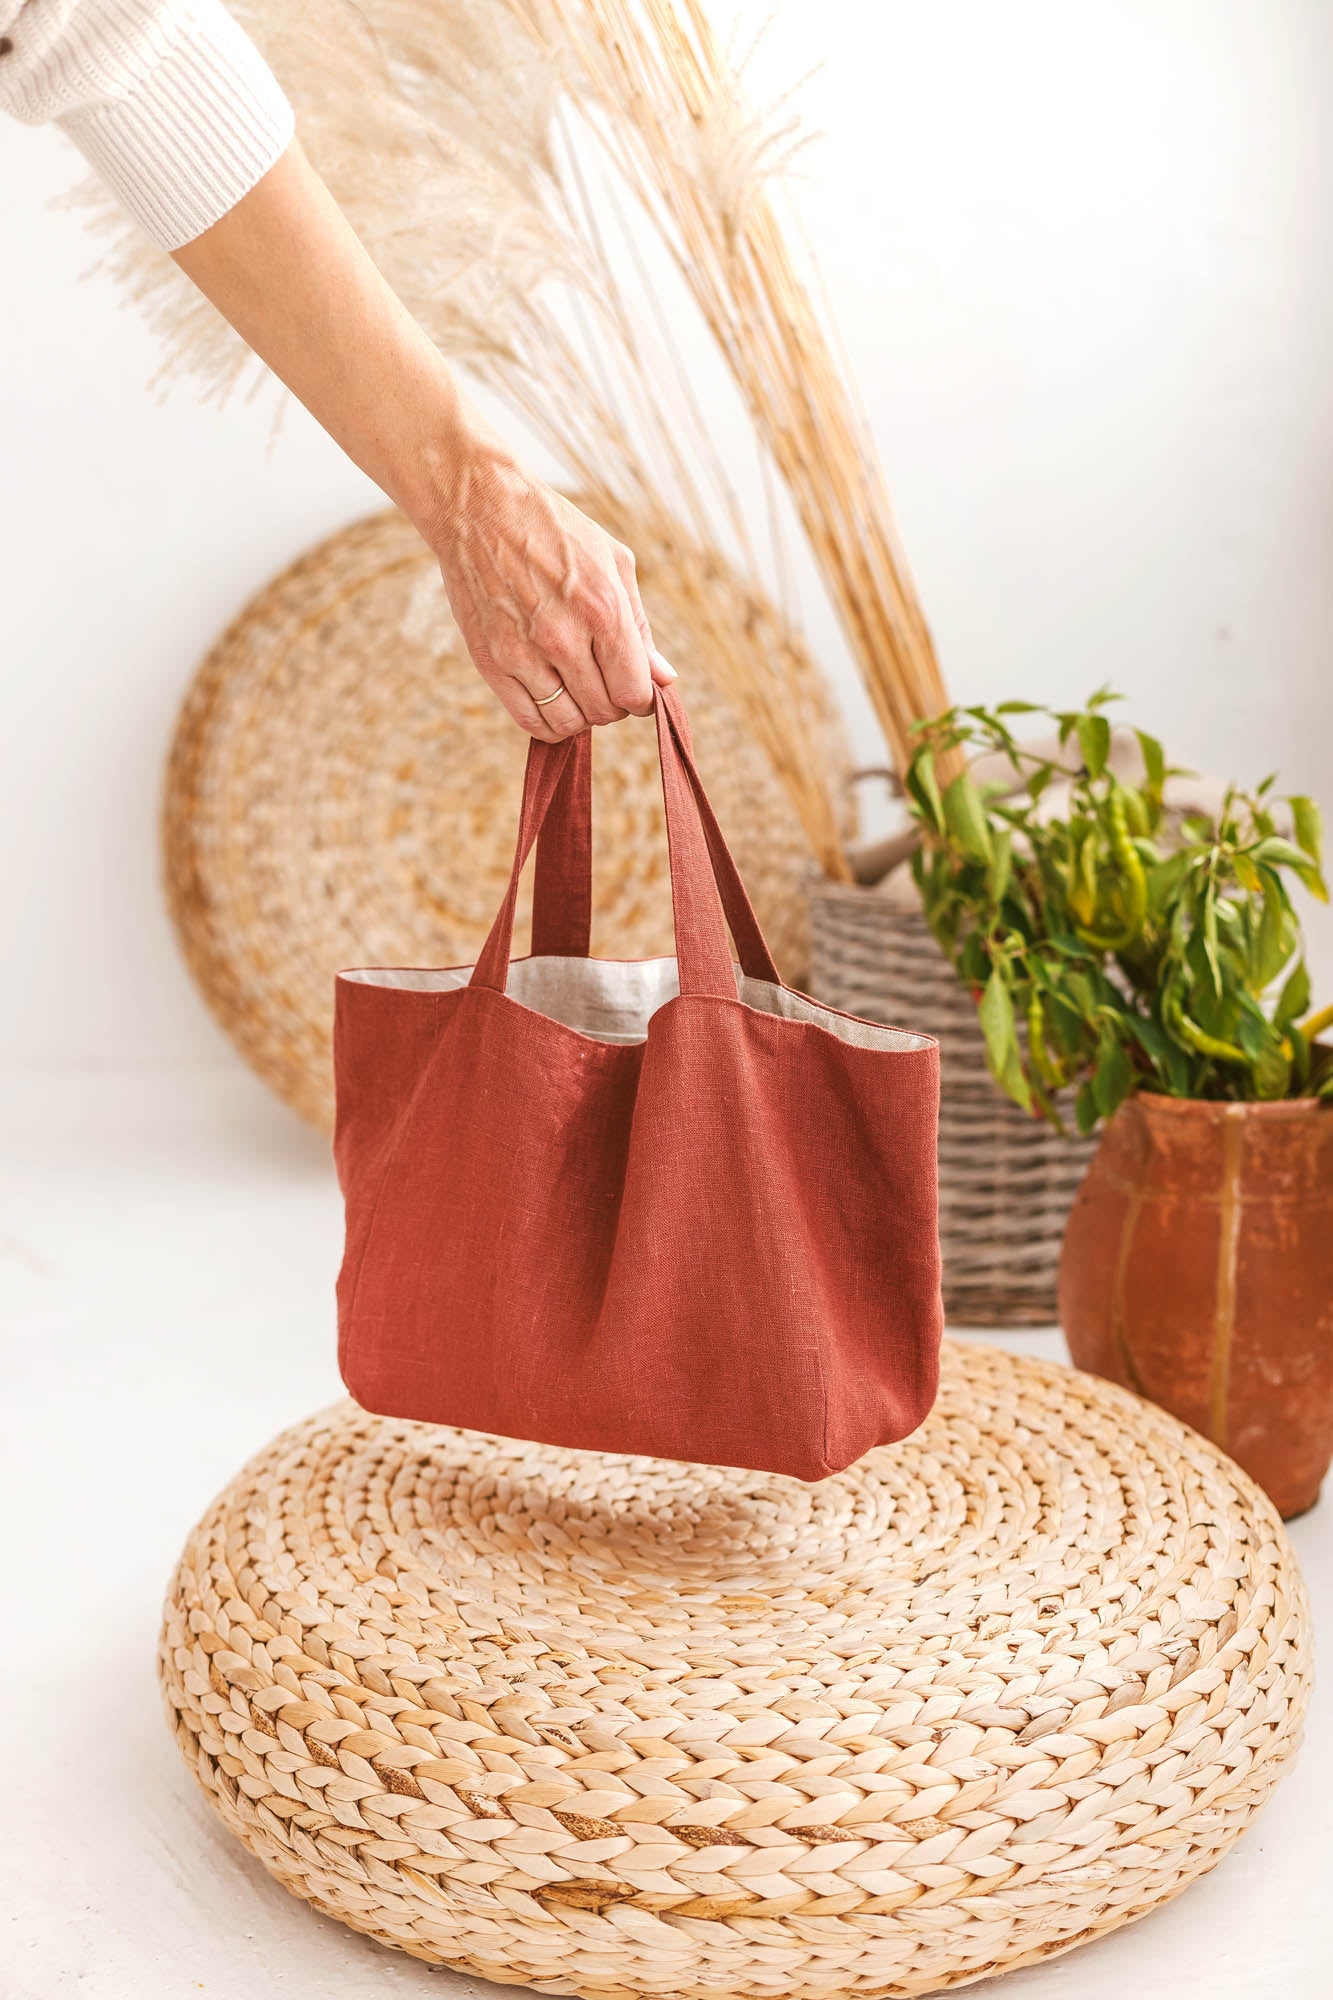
[1060,1093,1333,1517]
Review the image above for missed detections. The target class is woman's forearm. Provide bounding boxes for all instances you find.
[172,141,669,739]
[171,141,479,539]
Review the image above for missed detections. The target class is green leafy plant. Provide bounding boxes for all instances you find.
[905,691,1333,1134]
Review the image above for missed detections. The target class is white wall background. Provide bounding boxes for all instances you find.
[1,0,1330,1077]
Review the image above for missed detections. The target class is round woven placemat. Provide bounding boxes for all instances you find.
[164,509,843,1130]
[161,1340,1310,1999]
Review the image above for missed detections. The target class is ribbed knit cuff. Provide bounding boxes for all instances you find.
[60,2,294,250]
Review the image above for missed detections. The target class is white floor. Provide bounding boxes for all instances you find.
[1,1069,1328,2000]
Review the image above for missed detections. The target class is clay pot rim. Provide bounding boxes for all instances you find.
[1129,1089,1330,1124]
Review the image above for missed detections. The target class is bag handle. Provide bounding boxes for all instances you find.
[471,684,781,1000]
[528,691,780,983]
[530,728,592,958]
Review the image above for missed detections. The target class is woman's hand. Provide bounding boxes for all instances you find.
[172,143,672,738]
[428,443,675,742]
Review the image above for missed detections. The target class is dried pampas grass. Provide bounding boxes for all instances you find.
[82,1,954,869]
[517,0,950,777]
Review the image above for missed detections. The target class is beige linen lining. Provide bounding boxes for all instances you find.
[341,957,931,1053]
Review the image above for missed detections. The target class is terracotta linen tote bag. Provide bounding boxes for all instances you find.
[334,685,942,1480]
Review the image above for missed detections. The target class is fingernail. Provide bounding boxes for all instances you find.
[654,651,678,681]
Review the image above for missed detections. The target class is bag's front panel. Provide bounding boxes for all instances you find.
[593,999,941,1476]
[340,981,662,1442]
[338,976,940,1480]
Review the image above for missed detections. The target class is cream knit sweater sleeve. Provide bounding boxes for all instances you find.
[0,0,293,248]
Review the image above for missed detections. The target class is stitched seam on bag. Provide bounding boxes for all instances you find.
[462,989,936,1065]
[677,992,937,1056]
[471,986,650,1051]
[818,1317,836,1478]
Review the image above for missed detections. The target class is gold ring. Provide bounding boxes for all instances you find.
[534,682,566,707]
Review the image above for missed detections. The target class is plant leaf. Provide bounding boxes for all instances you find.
[1128,1013,1170,1062]
[1252,1038,1291,1100]
[1291,794,1323,866]
[1254,835,1314,870]
[987,828,1013,905]
[1135,728,1166,795]
[1201,891,1223,996]
[1091,1030,1134,1120]
[1253,835,1329,899]
[979,967,1016,1065]
[1145,849,1192,914]
[979,968,1030,1111]
[1251,868,1294,989]
[1274,957,1311,1034]
[1234,1005,1268,1061]
[909,746,944,833]
[959,930,990,985]
[1077,713,1111,779]
[942,771,993,865]
[1027,764,1056,803]
[1128,1011,1187,1092]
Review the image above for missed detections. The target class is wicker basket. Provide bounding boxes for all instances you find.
[161,1339,1310,1999]
[808,879,1094,1326]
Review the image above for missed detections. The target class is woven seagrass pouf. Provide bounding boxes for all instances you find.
[161,1341,1311,1999]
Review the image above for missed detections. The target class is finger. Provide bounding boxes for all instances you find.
[616,543,654,654]
[481,655,573,743]
[587,590,654,720]
[490,675,562,743]
[545,637,627,729]
[529,607,625,728]
[454,623,562,742]
[514,663,589,741]
[611,547,670,707]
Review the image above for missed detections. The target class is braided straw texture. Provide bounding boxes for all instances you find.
[161,1340,1309,1998]
[163,509,847,1132]
[808,888,1095,1327]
